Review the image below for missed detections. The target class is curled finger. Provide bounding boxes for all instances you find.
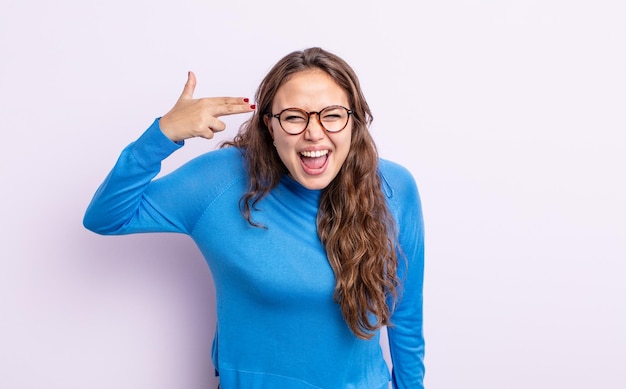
[208,117,227,133]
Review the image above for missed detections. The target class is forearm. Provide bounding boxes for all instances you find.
[388,241,425,389]
[388,303,425,389]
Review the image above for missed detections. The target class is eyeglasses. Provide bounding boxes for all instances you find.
[268,105,353,135]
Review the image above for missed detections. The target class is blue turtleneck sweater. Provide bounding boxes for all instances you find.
[83,119,425,389]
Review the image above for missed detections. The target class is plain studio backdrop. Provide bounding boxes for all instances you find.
[1,0,624,388]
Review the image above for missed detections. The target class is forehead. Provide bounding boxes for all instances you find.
[272,69,349,110]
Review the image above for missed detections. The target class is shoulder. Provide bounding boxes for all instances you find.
[182,146,246,175]
[378,158,415,181]
[378,158,419,201]
[155,146,247,194]
[193,145,244,163]
[378,159,425,256]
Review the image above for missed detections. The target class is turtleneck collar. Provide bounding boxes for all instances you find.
[280,174,322,204]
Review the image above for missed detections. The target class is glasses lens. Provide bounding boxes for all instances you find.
[279,109,308,134]
[319,106,349,132]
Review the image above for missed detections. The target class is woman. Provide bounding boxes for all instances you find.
[84,47,425,389]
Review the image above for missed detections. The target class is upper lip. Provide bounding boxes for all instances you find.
[300,148,330,157]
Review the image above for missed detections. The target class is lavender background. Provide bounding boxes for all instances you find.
[1,1,625,388]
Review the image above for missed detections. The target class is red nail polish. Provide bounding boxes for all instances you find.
[243,98,249,103]
[250,104,256,110]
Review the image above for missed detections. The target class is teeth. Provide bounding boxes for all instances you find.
[301,150,329,158]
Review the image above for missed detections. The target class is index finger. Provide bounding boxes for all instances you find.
[205,97,256,117]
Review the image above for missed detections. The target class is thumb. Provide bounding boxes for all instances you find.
[178,71,196,101]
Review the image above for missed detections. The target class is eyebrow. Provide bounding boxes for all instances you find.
[273,105,348,112]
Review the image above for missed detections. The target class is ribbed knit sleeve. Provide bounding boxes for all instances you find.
[83,118,185,234]
[381,160,426,389]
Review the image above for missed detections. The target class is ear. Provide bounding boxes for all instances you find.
[263,114,274,138]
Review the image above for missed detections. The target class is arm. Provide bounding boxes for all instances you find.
[386,166,426,389]
[82,119,185,234]
[83,71,254,235]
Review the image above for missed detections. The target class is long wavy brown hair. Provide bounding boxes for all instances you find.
[222,47,400,339]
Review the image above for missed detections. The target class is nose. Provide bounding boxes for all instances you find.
[303,113,325,141]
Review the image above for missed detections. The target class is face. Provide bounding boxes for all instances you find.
[265,69,352,190]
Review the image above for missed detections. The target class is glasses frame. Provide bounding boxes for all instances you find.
[268,105,354,135]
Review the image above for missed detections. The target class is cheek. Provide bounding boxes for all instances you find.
[273,133,288,148]
[274,136,297,160]
[334,131,353,152]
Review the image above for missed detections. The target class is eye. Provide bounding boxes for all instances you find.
[281,110,307,123]
[322,113,341,121]
[284,115,306,122]
[321,107,346,122]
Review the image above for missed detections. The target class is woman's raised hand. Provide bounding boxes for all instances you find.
[159,71,255,142]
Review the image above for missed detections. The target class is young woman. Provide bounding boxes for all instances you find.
[84,47,425,389]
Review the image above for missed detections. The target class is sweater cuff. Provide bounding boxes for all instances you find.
[129,118,184,168]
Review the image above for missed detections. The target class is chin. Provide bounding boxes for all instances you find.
[294,175,334,191]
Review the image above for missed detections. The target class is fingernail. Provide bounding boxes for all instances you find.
[250,104,256,110]
[243,98,249,103]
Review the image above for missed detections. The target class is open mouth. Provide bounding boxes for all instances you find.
[300,150,329,174]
